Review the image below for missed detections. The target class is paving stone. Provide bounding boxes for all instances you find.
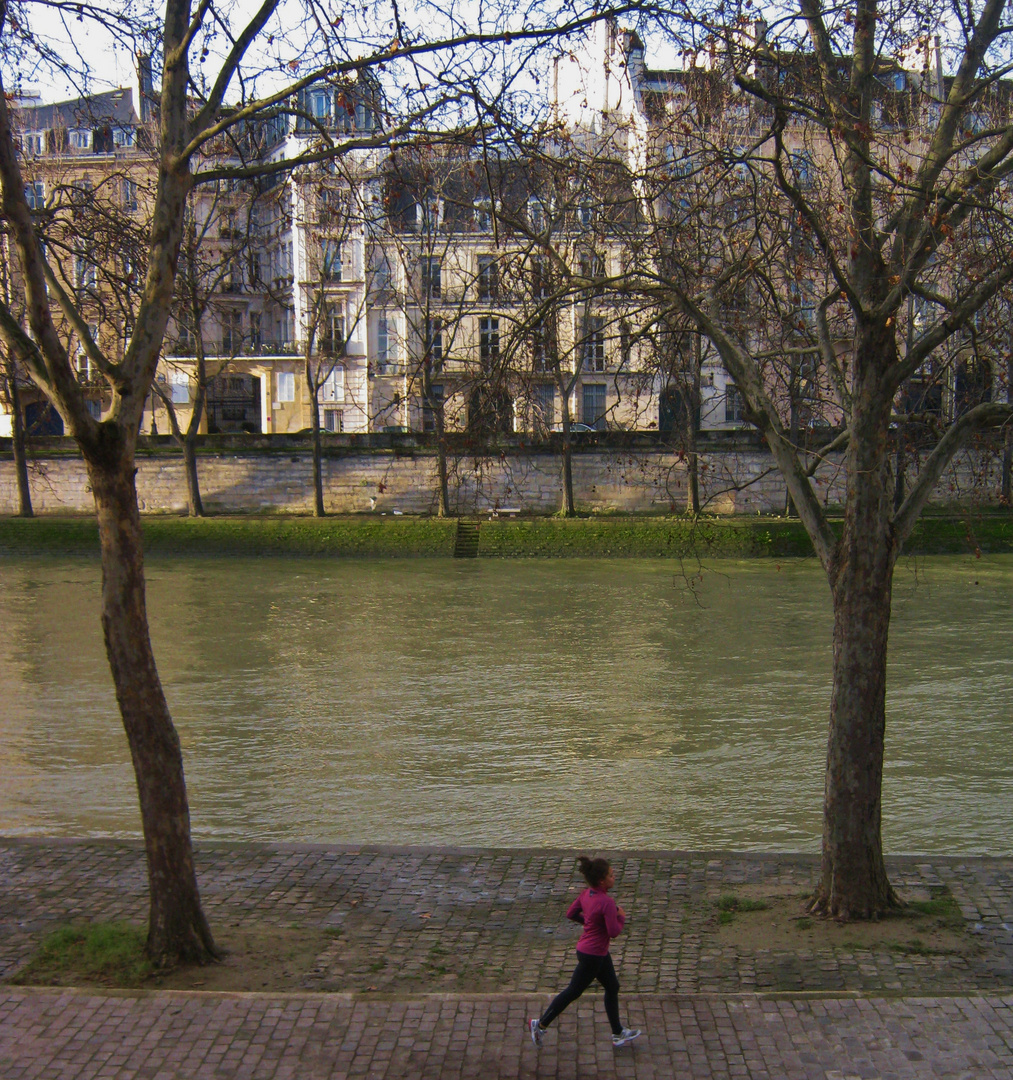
[4,841,1013,1076]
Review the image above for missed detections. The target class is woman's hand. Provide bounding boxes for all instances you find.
[617,905,626,919]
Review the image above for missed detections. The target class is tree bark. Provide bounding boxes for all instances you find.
[435,429,450,517]
[7,358,32,517]
[561,435,575,515]
[686,340,701,515]
[310,387,325,517]
[86,447,218,965]
[182,435,204,517]
[1004,351,1012,506]
[1003,425,1012,507]
[811,362,900,919]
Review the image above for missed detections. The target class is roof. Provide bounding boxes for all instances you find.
[15,88,139,131]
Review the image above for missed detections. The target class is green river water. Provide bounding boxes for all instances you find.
[0,554,1010,853]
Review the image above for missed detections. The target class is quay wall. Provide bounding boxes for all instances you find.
[0,439,1004,516]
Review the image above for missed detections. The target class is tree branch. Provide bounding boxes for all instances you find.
[893,402,1013,546]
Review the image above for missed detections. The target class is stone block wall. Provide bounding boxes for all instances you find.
[0,442,1004,516]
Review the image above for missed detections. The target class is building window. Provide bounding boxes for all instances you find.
[580,315,606,372]
[169,370,190,404]
[425,317,443,365]
[534,384,555,431]
[250,312,262,350]
[421,256,441,298]
[321,239,342,281]
[527,196,545,231]
[532,318,554,372]
[24,181,45,208]
[310,89,331,119]
[724,383,745,423]
[24,133,43,156]
[530,255,550,299]
[422,384,444,433]
[222,310,243,354]
[790,150,814,189]
[71,130,90,149]
[479,316,499,365]
[277,371,296,403]
[323,408,344,432]
[578,198,595,228]
[75,256,97,290]
[372,253,393,291]
[113,128,133,148]
[579,250,605,280]
[354,100,373,131]
[320,367,345,403]
[376,315,392,363]
[320,310,345,354]
[582,383,607,430]
[477,255,498,301]
[416,196,444,231]
[122,178,138,211]
[474,199,493,231]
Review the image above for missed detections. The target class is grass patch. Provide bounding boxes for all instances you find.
[1,512,1010,559]
[10,921,151,987]
[906,887,965,930]
[716,893,769,924]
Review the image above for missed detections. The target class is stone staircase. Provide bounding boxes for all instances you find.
[453,518,480,558]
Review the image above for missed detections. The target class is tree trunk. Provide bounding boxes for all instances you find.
[810,372,900,919]
[1003,425,1012,507]
[686,339,701,515]
[686,444,700,515]
[436,431,450,517]
[311,391,325,517]
[893,423,907,513]
[1004,352,1012,507]
[562,436,575,516]
[86,450,218,965]
[8,361,32,517]
[182,435,204,517]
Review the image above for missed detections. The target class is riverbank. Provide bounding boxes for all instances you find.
[3,839,1012,997]
[1,511,1012,558]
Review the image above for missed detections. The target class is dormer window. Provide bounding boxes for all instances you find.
[416,195,444,231]
[474,199,493,231]
[310,90,331,120]
[71,130,90,149]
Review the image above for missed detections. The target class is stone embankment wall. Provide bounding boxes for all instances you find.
[0,441,1004,515]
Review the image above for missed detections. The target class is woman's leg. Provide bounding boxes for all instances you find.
[595,953,623,1036]
[539,952,600,1029]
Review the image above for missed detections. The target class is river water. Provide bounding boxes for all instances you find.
[0,554,1010,854]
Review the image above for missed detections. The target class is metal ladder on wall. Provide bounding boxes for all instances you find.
[453,517,480,558]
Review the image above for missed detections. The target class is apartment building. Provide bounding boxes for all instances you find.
[4,27,1003,442]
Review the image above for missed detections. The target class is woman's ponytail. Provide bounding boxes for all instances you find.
[577,855,611,887]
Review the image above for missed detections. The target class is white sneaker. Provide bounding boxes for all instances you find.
[530,1018,544,1046]
[612,1027,641,1047]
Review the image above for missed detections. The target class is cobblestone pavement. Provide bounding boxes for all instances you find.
[4,840,1013,1077]
[4,839,1013,994]
[2,987,1013,1079]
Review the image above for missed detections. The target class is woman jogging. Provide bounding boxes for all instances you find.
[530,855,641,1049]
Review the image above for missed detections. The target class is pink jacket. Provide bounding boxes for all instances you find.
[566,887,625,956]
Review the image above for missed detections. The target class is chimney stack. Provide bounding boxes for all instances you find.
[137,53,154,123]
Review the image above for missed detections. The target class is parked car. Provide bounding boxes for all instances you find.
[551,422,597,433]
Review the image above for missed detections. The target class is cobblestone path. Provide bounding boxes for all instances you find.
[3,988,1013,1078]
[3,840,1013,1077]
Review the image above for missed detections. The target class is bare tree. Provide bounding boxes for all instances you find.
[0,0,657,963]
[620,4,1013,916]
[0,232,31,515]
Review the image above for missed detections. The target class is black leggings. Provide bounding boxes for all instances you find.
[539,950,622,1036]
